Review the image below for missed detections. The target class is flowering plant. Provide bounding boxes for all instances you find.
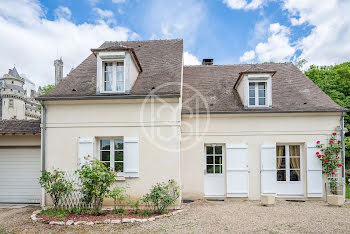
[142,179,180,214]
[316,133,343,194]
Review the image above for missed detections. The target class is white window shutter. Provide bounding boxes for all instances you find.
[78,137,94,167]
[124,136,139,178]
[226,143,249,197]
[261,143,276,195]
[306,143,323,197]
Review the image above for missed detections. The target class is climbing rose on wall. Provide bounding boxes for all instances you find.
[316,133,343,194]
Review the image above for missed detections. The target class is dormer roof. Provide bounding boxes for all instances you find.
[90,44,142,72]
[234,64,276,88]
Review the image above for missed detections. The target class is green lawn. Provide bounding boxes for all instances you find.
[346,184,350,199]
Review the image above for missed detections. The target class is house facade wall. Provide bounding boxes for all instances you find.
[43,98,182,205]
[180,112,342,200]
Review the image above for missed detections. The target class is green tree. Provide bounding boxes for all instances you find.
[304,62,350,163]
[39,84,56,96]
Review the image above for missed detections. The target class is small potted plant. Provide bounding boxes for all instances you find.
[316,132,344,206]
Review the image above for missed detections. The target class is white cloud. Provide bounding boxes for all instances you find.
[54,6,72,20]
[93,8,114,18]
[0,0,138,87]
[223,0,265,10]
[112,0,126,3]
[239,23,296,63]
[146,0,205,46]
[283,0,350,66]
[184,52,201,65]
[239,50,255,62]
[88,0,101,6]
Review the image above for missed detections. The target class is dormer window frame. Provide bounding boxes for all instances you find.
[246,74,272,108]
[101,59,126,94]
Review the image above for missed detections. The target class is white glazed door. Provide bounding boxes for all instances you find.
[204,145,225,197]
[276,145,303,196]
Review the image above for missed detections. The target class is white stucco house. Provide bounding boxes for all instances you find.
[30,39,347,206]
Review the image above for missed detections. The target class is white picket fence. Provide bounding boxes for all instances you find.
[58,170,92,209]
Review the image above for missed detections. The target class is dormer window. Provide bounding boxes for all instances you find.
[91,45,142,95]
[249,82,266,106]
[103,61,125,93]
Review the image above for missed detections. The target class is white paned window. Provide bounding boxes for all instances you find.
[206,145,223,174]
[248,82,266,107]
[102,61,125,93]
[99,138,124,173]
[276,145,301,182]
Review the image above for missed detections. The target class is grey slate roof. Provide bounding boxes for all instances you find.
[40,39,183,98]
[8,67,20,77]
[5,84,24,92]
[182,63,346,113]
[0,120,41,134]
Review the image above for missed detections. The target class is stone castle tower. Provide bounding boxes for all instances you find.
[0,67,41,120]
[54,58,63,85]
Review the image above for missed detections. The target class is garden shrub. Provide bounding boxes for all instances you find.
[39,169,73,210]
[40,209,68,218]
[108,186,127,210]
[127,198,141,214]
[76,159,116,215]
[142,179,180,214]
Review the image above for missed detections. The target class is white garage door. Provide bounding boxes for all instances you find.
[0,147,41,203]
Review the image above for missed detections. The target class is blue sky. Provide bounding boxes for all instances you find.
[0,0,349,86]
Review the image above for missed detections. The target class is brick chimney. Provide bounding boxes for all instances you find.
[202,58,214,65]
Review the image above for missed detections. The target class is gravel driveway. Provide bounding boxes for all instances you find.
[1,200,350,233]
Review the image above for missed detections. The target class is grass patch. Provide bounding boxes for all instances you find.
[138,211,152,217]
[346,184,350,199]
[41,209,68,218]
[0,229,15,234]
[110,208,126,215]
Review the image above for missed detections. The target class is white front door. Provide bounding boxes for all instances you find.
[204,145,225,197]
[276,145,303,196]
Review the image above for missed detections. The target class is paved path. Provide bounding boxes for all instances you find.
[0,200,349,233]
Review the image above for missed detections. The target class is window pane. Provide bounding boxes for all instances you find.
[214,146,222,154]
[101,151,110,161]
[114,139,123,150]
[290,170,300,181]
[100,140,110,150]
[215,165,222,174]
[115,151,123,162]
[249,83,255,90]
[258,89,265,98]
[117,72,124,81]
[102,162,110,168]
[104,63,113,72]
[215,156,222,164]
[116,81,124,92]
[259,97,265,105]
[276,157,286,169]
[104,81,112,91]
[115,162,124,172]
[289,145,300,156]
[206,146,213,154]
[117,62,124,69]
[290,157,300,169]
[276,146,285,156]
[249,98,255,105]
[207,165,214,174]
[249,89,255,98]
[258,82,265,90]
[277,170,286,181]
[206,156,213,164]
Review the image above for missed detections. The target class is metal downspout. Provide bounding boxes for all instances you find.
[40,101,46,207]
[340,112,346,197]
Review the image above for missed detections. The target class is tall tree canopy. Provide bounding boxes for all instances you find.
[304,62,350,159]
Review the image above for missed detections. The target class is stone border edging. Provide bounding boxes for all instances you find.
[31,209,183,226]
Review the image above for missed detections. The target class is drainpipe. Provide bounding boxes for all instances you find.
[40,101,47,208]
[340,112,345,197]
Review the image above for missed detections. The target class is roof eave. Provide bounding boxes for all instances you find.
[233,70,277,89]
[36,94,181,101]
